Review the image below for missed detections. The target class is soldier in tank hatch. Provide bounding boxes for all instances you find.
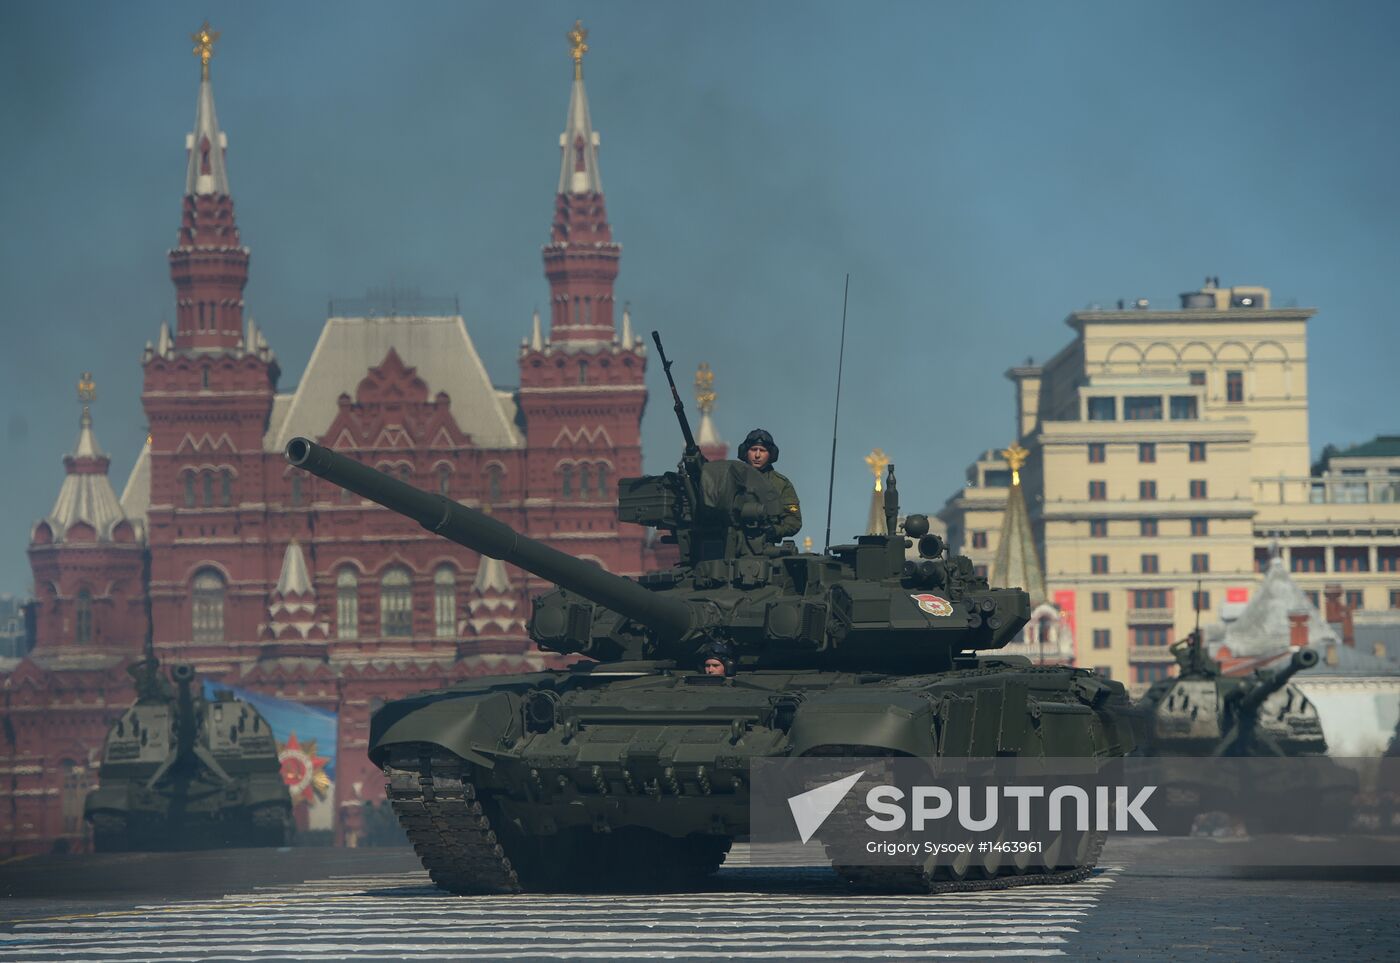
[739,428,801,541]
[697,640,736,677]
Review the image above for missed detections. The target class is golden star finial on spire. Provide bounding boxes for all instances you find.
[864,448,890,493]
[192,21,220,80]
[77,371,96,427]
[1001,443,1029,486]
[567,20,589,80]
[694,363,716,415]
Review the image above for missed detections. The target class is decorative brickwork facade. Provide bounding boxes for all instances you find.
[1,39,655,854]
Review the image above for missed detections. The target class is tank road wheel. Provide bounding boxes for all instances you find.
[90,812,129,853]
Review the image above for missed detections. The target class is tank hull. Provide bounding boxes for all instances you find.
[84,772,292,851]
[372,661,1132,892]
[1131,649,1359,834]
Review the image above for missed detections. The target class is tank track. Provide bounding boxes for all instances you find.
[250,804,294,847]
[384,748,522,894]
[89,813,129,853]
[385,747,733,894]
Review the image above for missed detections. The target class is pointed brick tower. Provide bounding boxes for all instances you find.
[990,444,1047,605]
[262,540,327,643]
[27,375,145,656]
[141,25,280,662]
[465,556,522,640]
[518,21,647,577]
[991,443,1070,663]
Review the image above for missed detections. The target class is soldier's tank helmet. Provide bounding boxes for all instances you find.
[739,428,779,465]
[697,640,736,677]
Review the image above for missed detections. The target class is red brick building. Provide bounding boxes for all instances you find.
[1,35,668,853]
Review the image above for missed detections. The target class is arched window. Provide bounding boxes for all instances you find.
[578,360,589,385]
[561,465,574,499]
[380,567,413,638]
[434,566,456,638]
[201,366,210,389]
[290,474,302,507]
[398,465,412,483]
[75,589,92,644]
[487,466,503,503]
[220,470,232,507]
[202,472,214,507]
[438,466,451,497]
[584,297,592,326]
[596,463,609,497]
[183,472,196,508]
[336,568,359,640]
[578,464,592,499]
[192,569,225,643]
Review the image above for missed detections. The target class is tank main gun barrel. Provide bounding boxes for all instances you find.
[285,438,697,642]
[172,664,197,762]
[1233,647,1319,718]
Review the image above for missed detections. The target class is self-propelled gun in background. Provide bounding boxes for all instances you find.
[1132,632,1358,834]
[84,657,294,851]
[284,334,1133,893]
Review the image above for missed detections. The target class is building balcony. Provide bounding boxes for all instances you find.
[1127,607,1176,625]
[1129,646,1177,663]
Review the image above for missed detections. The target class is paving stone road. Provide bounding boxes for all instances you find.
[1,845,1396,961]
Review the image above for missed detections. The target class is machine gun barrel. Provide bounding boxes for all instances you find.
[651,331,699,457]
[285,437,696,642]
[1234,648,1319,717]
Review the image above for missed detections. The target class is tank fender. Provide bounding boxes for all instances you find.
[369,690,520,769]
[787,692,936,757]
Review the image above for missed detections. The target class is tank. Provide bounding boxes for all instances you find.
[1137,634,1326,757]
[1132,632,1358,833]
[284,335,1133,893]
[83,657,294,851]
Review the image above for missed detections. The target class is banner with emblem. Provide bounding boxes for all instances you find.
[202,681,338,830]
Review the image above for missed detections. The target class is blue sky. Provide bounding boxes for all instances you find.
[2,1,1397,596]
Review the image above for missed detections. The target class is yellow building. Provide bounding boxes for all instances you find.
[940,279,1400,692]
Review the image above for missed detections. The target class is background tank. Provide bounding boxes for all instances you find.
[1132,632,1357,833]
[285,334,1134,894]
[1136,633,1327,757]
[83,658,294,851]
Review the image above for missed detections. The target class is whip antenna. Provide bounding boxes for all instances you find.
[823,274,850,553]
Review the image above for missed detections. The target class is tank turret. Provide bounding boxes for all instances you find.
[288,435,1027,673]
[84,660,293,851]
[1217,647,1320,756]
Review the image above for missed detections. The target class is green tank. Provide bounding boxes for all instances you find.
[1133,633,1357,833]
[1138,633,1326,757]
[284,336,1133,893]
[84,658,294,851]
